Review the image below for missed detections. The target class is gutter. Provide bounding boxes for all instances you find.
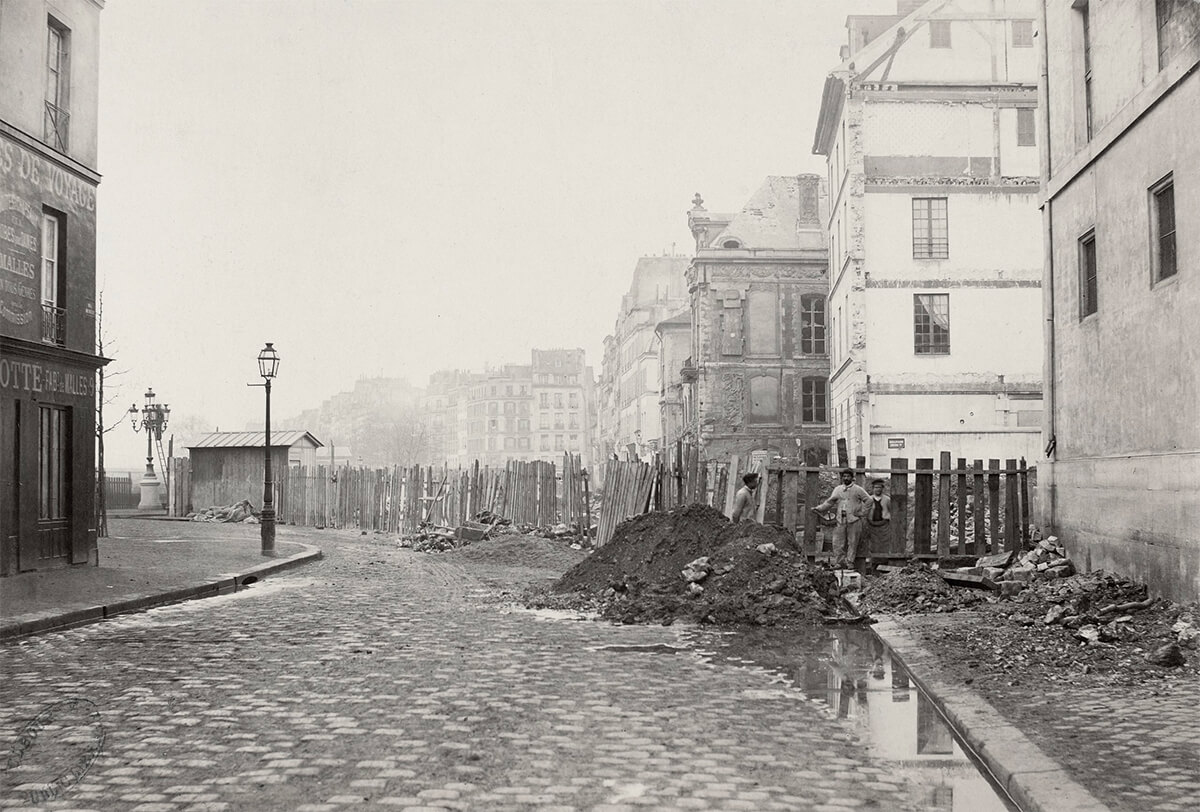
[1038,0,1057,530]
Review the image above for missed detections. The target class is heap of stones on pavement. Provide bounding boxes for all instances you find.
[860,562,991,615]
[399,510,587,553]
[187,499,259,523]
[528,503,842,626]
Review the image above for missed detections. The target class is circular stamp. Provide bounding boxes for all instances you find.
[3,697,105,804]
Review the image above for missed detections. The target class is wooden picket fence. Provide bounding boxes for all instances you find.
[174,454,591,536]
[592,442,1035,560]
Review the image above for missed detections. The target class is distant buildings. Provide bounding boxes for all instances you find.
[596,256,690,460]
[1,0,106,575]
[1039,0,1198,600]
[423,349,596,468]
[683,176,832,466]
[811,0,1044,467]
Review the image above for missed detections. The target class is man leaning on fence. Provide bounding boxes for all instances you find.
[812,468,871,570]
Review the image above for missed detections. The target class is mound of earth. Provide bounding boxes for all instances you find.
[448,534,586,571]
[536,504,841,626]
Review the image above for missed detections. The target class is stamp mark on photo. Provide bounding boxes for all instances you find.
[3,697,105,804]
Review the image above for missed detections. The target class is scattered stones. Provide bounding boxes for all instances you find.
[1145,643,1186,668]
[681,557,712,584]
[1172,615,1199,649]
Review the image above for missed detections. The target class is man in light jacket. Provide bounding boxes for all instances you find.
[812,468,871,569]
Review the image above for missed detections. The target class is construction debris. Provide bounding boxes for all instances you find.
[187,500,258,523]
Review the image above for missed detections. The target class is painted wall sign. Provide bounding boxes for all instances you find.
[0,138,97,215]
[0,357,94,399]
[887,437,906,449]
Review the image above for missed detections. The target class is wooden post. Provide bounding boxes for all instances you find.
[988,459,1002,551]
[973,459,986,552]
[1005,458,1019,551]
[937,451,951,558]
[914,458,934,557]
[723,454,740,517]
[956,457,967,555]
[855,455,866,488]
[803,469,821,557]
[1019,457,1030,548]
[782,470,799,535]
[836,439,849,468]
[890,458,909,557]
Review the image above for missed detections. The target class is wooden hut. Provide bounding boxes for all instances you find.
[185,431,322,512]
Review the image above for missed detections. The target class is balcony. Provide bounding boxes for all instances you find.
[42,303,65,346]
[679,358,697,383]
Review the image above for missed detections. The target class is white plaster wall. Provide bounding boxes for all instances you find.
[997,107,1039,177]
[872,392,1039,433]
[868,428,1042,467]
[864,287,1043,378]
[863,191,1042,275]
[883,1,1039,86]
[863,103,993,157]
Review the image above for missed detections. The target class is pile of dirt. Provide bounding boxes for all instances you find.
[530,504,842,626]
[449,534,585,572]
[859,562,990,615]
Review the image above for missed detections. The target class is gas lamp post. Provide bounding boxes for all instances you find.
[249,343,280,556]
[128,388,170,511]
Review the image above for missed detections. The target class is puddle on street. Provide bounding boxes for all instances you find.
[681,625,1018,812]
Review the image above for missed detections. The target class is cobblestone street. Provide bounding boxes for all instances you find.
[0,523,996,811]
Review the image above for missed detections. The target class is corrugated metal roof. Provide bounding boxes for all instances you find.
[187,430,323,449]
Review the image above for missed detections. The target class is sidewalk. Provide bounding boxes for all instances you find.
[0,524,322,640]
[873,614,1200,812]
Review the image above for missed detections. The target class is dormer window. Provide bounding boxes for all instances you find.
[722,239,742,249]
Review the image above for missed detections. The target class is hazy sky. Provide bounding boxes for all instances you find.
[98,0,897,468]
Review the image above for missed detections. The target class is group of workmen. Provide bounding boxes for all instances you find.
[728,468,890,573]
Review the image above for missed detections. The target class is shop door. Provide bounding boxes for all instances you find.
[36,405,71,562]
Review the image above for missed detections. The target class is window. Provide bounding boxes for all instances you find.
[539,414,549,430]
[504,437,515,450]
[39,406,69,519]
[569,412,579,429]
[554,434,564,451]
[518,418,530,431]
[44,19,69,150]
[568,392,579,408]
[912,198,949,259]
[487,437,496,451]
[503,401,515,415]
[490,386,497,396]
[1012,20,1034,47]
[745,289,780,356]
[929,20,951,48]
[554,413,564,430]
[801,378,827,424]
[1158,0,1200,69]
[487,402,498,415]
[1079,231,1098,317]
[554,393,564,408]
[540,435,550,451]
[1082,4,1094,140]
[539,393,550,408]
[488,418,498,431]
[1152,177,1177,282]
[914,294,951,354]
[1017,108,1036,147]
[569,434,578,448]
[518,437,530,450]
[41,211,64,345]
[799,295,826,355]
[505,385,513,396]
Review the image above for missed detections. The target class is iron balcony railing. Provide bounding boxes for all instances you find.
[44,102,69,151]
[42,303,65,346]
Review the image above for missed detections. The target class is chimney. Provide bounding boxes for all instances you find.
[897,1,924,15]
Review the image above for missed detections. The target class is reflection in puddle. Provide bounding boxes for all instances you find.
[682,626,1016,812]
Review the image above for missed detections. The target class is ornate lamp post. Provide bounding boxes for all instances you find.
[252,343,280,556]
[128,389,170,511]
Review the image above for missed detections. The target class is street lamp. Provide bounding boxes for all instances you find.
[253,343,280,556]
[128,388,169,511]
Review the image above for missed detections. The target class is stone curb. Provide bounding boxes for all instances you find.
[871,617,1111,812]
[0,543,323,642]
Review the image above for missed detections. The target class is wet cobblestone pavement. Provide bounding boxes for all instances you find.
[0,524,1010,811]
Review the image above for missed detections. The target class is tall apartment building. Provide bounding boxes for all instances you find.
[1,0,106,575]
[423,349,596,468]
[1040,0,1198,600]
[684,176,831,466]
[597,256,689,460]
[812,0,1044,467]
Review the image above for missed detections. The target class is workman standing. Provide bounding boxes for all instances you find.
[730,472,760,523]
[812,468,871,569]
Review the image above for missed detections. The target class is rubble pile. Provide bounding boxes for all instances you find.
[860,562,990,615]
[187,500,259,523]
[527,503,843,626]
[399,510,587,553]
[398,524,462,553]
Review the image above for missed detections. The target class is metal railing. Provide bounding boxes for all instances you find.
[44,102,69,151]
[41,303,65,345]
